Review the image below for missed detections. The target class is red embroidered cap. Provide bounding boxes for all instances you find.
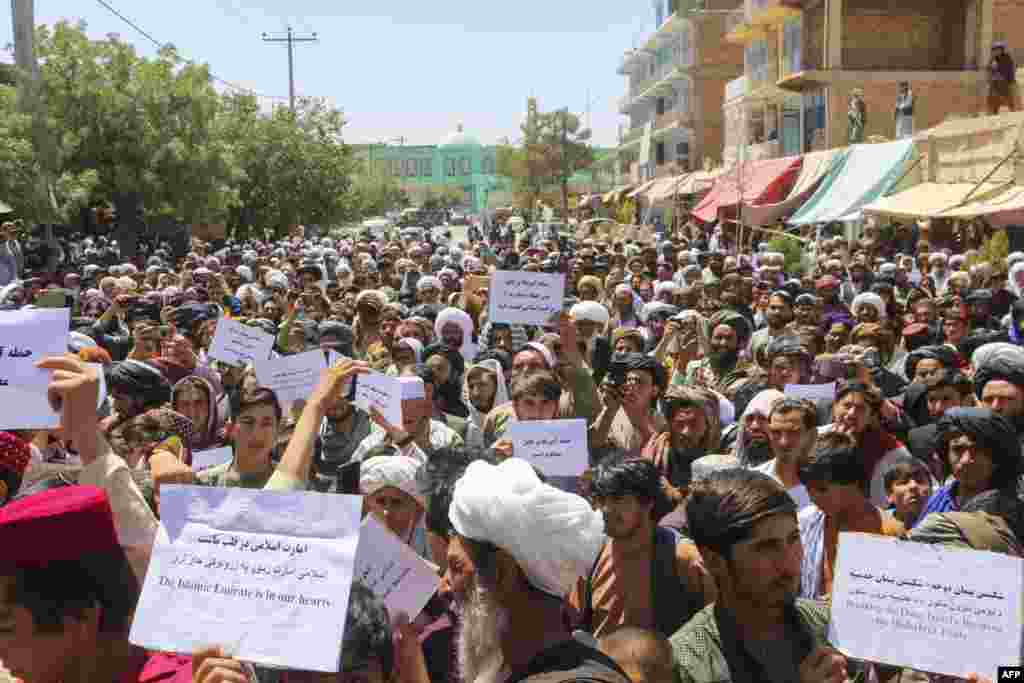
[0,486,120,567]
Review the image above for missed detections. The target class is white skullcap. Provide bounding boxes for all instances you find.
[449,458,605,597]
[1006,252,1024,267]
[525,341,556,369]
[397,376,426,400]
[570,301,610,325]
[743,389,784,420]
[879,262,897,275]
[360,455,424,508]
[236,265,253,282]
[851,292,887,320]
[972,343,1024,373]
[117,277,136,291]
[690,453,740,481]
[267,271,288,289]
[417,275,442,291]
[654,280,680,297]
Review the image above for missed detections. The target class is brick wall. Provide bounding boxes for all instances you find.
[841,0,967,70]
[696,77,731,166]
[827,80,984,146]
[803,2,825,71]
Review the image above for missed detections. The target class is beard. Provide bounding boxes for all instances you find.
[709,350,738,371]
[455,581,510,683]
[742,438,774,467]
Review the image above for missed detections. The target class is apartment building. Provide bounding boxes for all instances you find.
[611,0,744,184]
[722,0,1024,161]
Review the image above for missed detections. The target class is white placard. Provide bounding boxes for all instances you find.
[0,308,70,429]
[130,485,363,672]
[192,447,233,472]
[488,270,566,326]
[506,419,589,477]
[208,318,275,367]
[254,349,326,410]
[354,372,403,427]
[829,532,1022,679]
[354,515,439,623]
[784,382,836,402]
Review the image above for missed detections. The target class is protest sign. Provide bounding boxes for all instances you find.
[208,318,275,367]
[488,270,566,326]
[354,372,403,427]
[0,308,70,429]
[254,350,326,411]
[192,447,233,472]
[354,515,439,623]
[784,382,836,402]
[131,485,363,672]
[830,532,1023,679]
[506,419,589,477]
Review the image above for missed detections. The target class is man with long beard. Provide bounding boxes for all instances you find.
[682,310,753,400]
[445,458,632,683]
[733,389,784,468]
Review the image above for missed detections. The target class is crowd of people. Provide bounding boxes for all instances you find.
[0,214,1020,683]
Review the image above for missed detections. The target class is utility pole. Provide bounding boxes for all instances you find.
[261,27,318,113]
[11,0,57,222]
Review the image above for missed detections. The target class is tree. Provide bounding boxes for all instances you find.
[352,170,408,218]
[532,108,593,221]
[497,100,593,219]
[32,22,238,253]
[224,94,359,238]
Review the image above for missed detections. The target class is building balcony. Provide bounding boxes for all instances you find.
[617,48,654,75]
[724,8,764,45]
[749,0,803,27]
[653,110,693,136]
[725,75,749,103]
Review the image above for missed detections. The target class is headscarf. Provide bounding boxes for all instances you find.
[449,458,605,598]
[396,337,424,364]
[462,359,509,430]
[433,307,477,363]
[106,406,195,467]
[171,376,223,450]
[360,455,425,509]
[735,389,783,466]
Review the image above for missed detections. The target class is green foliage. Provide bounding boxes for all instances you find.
[224,94,359,237]
[420,186,464,211]
[352,170,408,218]
[967,229,1010,271]
[767,235,806,275]
[0,21,359,237]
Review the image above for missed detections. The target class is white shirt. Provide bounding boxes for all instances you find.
[753,458,813,510]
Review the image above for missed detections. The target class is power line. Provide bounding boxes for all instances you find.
[261,27,319,113]
[92,0,290,101]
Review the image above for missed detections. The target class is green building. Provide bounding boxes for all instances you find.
[353,124,515,213]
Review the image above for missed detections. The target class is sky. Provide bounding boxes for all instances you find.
[0,0,660,147]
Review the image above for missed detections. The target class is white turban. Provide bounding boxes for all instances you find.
[266,271,288,290]
[397,337,424,363]
[570,301,610,325]
[117,277,136,291]
[449,458,605,597]
[417,275,442,291]
[236,265,253,282]
[360,455,425,509]
[851,292,887,320]
[1007,252,1024,268]
[434,307,476,362]
[654,280,680,297]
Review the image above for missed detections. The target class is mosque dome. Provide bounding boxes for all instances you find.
[439,123,482,148]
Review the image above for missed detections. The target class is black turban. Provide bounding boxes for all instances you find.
[708,310,753,347]
[973,356,1024,399]
[618,352,667,390]
[936,408,1021,488]
[904,344,960,380]
[104,360,172,408]
[318,321,354,358]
